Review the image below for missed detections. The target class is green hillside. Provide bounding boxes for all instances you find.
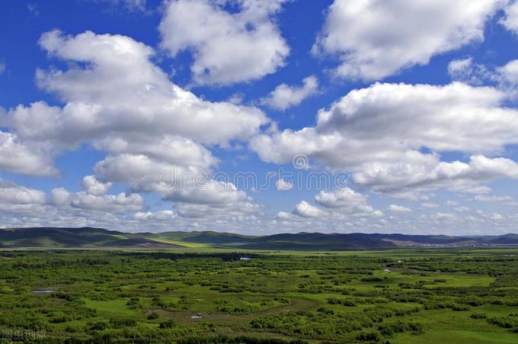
[2,227,518,250]
[0,227,181,249]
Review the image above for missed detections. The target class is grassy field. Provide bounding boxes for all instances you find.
[1,249,518,343]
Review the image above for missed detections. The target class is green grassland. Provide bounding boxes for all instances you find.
[1,249,518,343]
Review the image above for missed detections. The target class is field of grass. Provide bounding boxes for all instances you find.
[1,249,518,343]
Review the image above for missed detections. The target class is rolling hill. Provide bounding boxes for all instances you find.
[0,227,179,249]
[2,227,518,250]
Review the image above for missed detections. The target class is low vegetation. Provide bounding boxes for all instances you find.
[0,249,518,343]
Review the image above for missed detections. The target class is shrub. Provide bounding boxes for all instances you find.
[147,312,159,320]
[88,321,108,331]
[470,313,487,319]
[159,319,176,329]
[356,330,382,342]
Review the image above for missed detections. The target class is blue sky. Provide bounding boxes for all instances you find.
[1,0,518,234]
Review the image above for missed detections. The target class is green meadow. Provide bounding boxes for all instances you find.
[1,249,518,343]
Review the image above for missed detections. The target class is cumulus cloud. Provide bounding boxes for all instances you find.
[0,132,57,176]
[448,58,492,85]
[262,76,318,110]
[94,153,207,196]
[0,182,48,216]
[159,0,289,85]
[315,187,374,213]
[69,192,143,213]
[288,188,382,222]
[94,153,258,219]
[95,136,217,169]
[474,194,515,204]
[276,211,294,220]
[134,210,176,221]
[0,30,266,230]
[501,1,518,34]
[314,0,506,80]
[4,30,266,192]
[0,179,264,233]
[447,57,518,97]
[51,188,71,206]
[251,82,518,194]
[0,181,135,218]
[170,195,261,233]
[0,182,46,205]
[389,204,412,213]
[90,0,146,11]
[6,30,263,203]
[352,155,518,193]
[293,201,324,218]
[82,175,112,196]
[49,182,143,213]
[275,178,293,191]
[165,180,248,205]
[29,30,267,146]
[497,59,518,86]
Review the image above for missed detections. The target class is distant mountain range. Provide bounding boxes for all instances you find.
[1,227,518,250]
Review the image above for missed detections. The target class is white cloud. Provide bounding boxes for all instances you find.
[501,1,518,34]
[50,183,144,213]
[90,0,146,11]
[262,76,318,110]
[165,180,248,205]
[275,178,293,191]
[252,82,518,194]
[448,57,492,85]
[422,202,439,209]
[0,182,48,215]
[0,132,57,176]
[159,0,289,85]
[293,201,324,218]
[175,200,259,221]
[474,194,515,203]
[3,30,264,208]
[314,0,506,80]
[0,63,5,75]
[289,187,381,219]
[389,204,412,213]
[94,153,207,195]
[82,175,112,196]
[94,153,258,217]
[315,187,374,213]
[352,154,518,193]
[0,184,152,234]
[447,57,518,94]
[0,30,267,230]
[51,188,71,206]
[497,59,518,85]
[29,30,267,146]
[69,192,143,213]
[276,211,294,220]
[448,58,474,78]
[286,188,383,224]
[95,136,217,170]
[134,210,176,221]
[0,182,46,205]
[0,180,263,232]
